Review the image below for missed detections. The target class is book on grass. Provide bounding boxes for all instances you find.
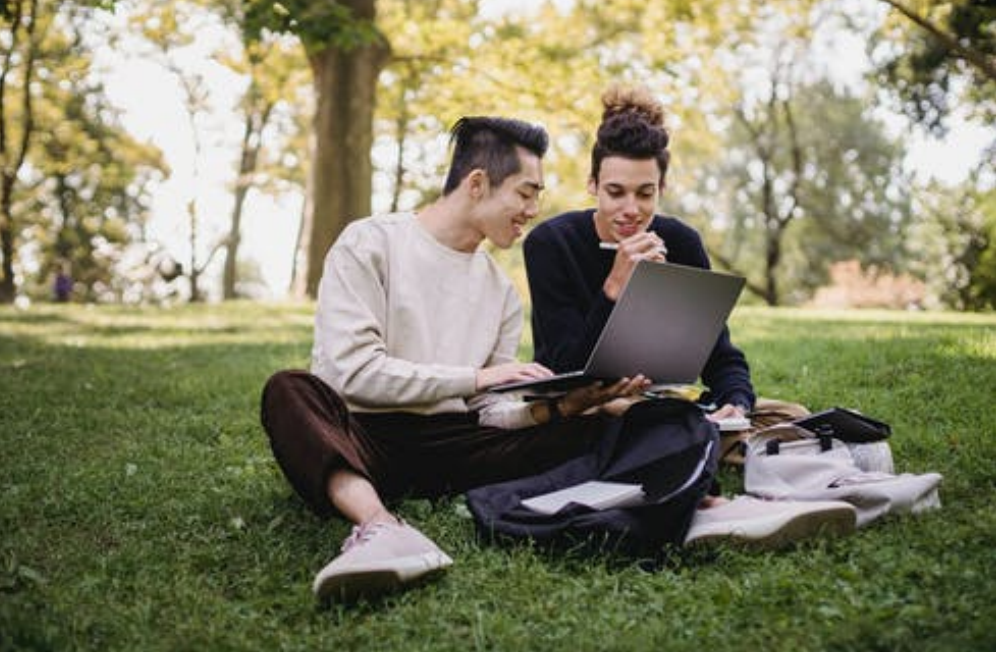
[520,480,645,515]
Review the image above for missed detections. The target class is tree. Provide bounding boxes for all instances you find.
[245,0,388,298]
[681,74,911,305]
[870,0,995,311]
[908,177,996,310]
[375,0,483,212]
[26,60,165,302]
[203,0,311,300]
[128,0,235,302]
[217,34,309,299]
[0,0,41,303]
[373,0,741,215]
[1,0,163,303]
[873,0,995,134]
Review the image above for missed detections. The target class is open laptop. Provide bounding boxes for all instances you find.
[491,260,746,395]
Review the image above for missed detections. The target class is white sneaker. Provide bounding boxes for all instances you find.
[684,496,857,548]
[312,520,453,603]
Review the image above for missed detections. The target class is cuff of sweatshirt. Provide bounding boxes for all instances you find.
[595,290,617,314]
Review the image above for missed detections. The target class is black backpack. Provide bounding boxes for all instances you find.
[465,398,719,559]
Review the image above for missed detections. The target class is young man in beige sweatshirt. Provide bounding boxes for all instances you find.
[261,116,648,605]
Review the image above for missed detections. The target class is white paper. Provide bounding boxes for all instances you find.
[521,480,645,515]
[716,416,751,432]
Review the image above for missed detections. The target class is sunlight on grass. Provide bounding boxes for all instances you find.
[1,303,993,652]
[0,301,316,349]
[734,305,996,326]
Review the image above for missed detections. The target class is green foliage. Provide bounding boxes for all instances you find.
[373,0,758,215]
[910,181,996,310]
[0,0,166,303]
[1,302,994,651]
[873,0,995,134]
[966,189,996,309]
[4,0,991,310]
[243,0,384,54]
[684,75,912,306]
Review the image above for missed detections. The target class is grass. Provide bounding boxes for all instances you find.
[1,301,994,651]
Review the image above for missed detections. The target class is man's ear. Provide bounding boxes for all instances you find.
[466,169,489,199]
[587,176,598,196]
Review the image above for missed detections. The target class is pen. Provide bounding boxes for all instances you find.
[599,241,668,255]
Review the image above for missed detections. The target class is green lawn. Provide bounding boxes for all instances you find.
[1,302,994,651]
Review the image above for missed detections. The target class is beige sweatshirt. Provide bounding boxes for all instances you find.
[310,212,536,429]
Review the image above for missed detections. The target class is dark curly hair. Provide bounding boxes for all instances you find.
[443,116,549,194]
[590,84,670,184]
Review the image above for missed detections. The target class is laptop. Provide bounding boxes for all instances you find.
[491,260,746,395]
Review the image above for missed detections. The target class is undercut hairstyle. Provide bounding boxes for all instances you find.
[443,116,549,195]
[590,84,671,184]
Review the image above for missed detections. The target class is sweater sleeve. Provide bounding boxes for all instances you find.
[524,223,615,372]
[471,284,540,429]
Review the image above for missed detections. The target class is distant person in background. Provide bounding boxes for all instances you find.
[54,261,73,302]
[260,115,646,606]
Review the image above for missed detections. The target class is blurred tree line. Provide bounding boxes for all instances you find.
[0,0,992,308]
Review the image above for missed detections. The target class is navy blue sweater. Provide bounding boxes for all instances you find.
[523,209,755,411]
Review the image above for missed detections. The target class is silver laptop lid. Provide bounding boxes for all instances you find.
[583,261,745,385]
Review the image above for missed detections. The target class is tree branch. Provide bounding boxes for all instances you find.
[779,95,802,229]
[708,247,767,300]
[14,0,40,176]
[880,0,996,82]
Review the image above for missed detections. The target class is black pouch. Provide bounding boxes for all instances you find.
[792,407,891,443]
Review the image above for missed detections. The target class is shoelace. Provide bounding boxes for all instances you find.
[340,521,391,553]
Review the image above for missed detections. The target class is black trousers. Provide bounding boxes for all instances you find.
[260,370,609,516]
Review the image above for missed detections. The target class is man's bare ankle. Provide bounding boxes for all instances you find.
[362,510,401,526]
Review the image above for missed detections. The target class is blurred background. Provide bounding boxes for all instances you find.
[0,0,992,309]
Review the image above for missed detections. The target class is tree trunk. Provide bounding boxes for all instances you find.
[289,182,311,298]
[0,175,15,303]
[188,199,202,302]
[296,0,388,298]
[0,0,39,303]
[222,184,248,300]
[222,122,257,299]
[223,76,272,300]
[764,230,782,307]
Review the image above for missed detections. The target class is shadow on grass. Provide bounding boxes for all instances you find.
[2,306,995,650]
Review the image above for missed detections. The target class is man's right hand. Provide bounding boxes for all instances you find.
[602,232,667,301]
[559,375,652,416]
[476,361,554,391]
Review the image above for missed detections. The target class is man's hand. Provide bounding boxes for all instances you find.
[476,361,553,391]
[707,403,748,422]
[595,395,646,417]
[559,375,652,416]
[603,232,668,300]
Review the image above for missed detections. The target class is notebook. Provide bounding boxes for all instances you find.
[491,260,746,395]
[520,481,645,514]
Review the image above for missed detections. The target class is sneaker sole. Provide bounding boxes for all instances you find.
[314,551,453,604]
[686,504,857,549]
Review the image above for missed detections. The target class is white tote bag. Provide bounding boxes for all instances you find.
[744,427,942,528]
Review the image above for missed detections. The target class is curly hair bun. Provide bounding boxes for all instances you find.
[600,84,664,128]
